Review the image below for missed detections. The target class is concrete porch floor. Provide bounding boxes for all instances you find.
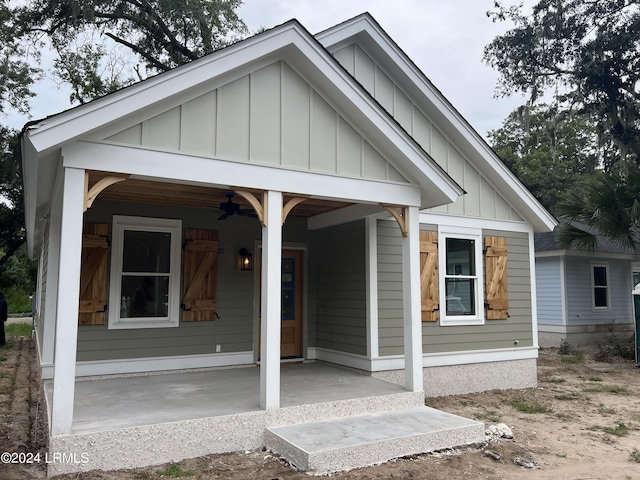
[44,362,484,476]
[45,362,407,434]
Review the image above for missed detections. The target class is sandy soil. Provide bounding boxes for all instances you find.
[1,335,639,479]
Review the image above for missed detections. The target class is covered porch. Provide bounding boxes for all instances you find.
[44,361,484,476]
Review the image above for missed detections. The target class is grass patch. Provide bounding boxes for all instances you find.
[588,376,602,382]
[589,422,630,437]
[545,377,567,384]
[474,409,502,423]
[555,393,581,401]
[560,352,585,364]
[510,397,552,414]
[597,404,617,416]
[155,463,195,477]
[555,413,573,421]
[6,322,32,337]
[630,448,640,463]
[583,384,630,395]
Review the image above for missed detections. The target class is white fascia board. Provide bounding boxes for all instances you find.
[62,141,422,207]
[418,212,533,234]
[317,15,556,233]
[27,20,461,209]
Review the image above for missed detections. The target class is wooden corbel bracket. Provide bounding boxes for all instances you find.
[282,197,308,225]
[235,190,266,226]
[381,204,409,237]
[84,172,129,212]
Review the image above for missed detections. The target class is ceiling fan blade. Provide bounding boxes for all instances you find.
[218,213,229,220]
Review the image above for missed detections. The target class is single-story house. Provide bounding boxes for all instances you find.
[535,225,639,346]
[22,13,555,475]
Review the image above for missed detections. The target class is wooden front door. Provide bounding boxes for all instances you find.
[259,249,304,359]
[280,249,303,358]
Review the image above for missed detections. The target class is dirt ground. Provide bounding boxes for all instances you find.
[1,334,639,480]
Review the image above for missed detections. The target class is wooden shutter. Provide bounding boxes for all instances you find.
[79,223,109,326]
[182,229,219,322]
[484,236,509,320]
[420,231,439,322]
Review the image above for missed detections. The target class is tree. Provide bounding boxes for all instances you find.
[0,1,39,115]
[556,169,640,251]
[0,0,248,270]
[0,126,26,270]
[488,103,599,213]
[484,0,640,170]
[9,0,248,103]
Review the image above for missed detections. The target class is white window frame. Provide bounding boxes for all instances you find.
[632,263,640,294]
[438,226,485,326]
[591,262,610,311]
[108,215,182,329]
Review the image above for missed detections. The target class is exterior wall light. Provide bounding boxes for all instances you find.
[239,248,253,271]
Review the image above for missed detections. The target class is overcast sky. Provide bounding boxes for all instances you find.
[7,0,532,138]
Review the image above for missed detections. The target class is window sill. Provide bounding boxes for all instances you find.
[109,318,179,329]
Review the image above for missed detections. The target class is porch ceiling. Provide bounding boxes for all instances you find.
[88,170,354,218]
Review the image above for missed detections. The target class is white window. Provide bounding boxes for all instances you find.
[108,216,182,329]
[591,262,610,310]
[438,226,484,326]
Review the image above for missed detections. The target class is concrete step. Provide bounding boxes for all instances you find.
[265,406,485,475]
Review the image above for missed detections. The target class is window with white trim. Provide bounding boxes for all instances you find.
[438,226,484,325]
[108,216,182,329]
[591,263,610,310]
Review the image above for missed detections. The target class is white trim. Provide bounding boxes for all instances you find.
[366,217,379,358]
[419,212,531,233]
[308,346,539,371]
[108,216,182,329]
[528,227,539,349]
[62,141,424,208]
[560,256,568,325]
[537,249,639,261]
[74,352,255,377]
[437,225,484,326]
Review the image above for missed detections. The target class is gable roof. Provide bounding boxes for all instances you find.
[21,17,465,256]
[316,13,557,233]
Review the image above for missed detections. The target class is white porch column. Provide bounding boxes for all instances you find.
[50,167,85,436]
[260,190,283,409]
[402,206,423,392]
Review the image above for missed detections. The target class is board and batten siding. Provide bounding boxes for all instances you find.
[332,43,523,223]
[75,200,309,362]
[100,61,407,185]
[535,257,564,326]
[377,220,533,356]
[565,256,634,326]
[309,220,367,356]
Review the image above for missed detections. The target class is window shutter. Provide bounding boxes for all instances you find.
[79,223,109,326]
[484,236,509,320]
[420,231,439,322]
[182,229,219,322]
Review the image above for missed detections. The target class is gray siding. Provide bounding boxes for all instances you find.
[377,220,534,356]
[535,257,564,325]
[309,220,367,355]
[77,200,310,361]
[36,222,49,358]
[565,256,634,326]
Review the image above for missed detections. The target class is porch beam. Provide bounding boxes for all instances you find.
[260,190,283,409]
[51,167,85,436]
[402,205,423,392]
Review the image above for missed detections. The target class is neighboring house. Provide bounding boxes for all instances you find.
[21,13,555,475]
[535,225,640,347]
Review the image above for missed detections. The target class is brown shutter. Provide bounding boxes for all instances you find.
[79,223,109,326]
[182,229,219,322]
[420,231,439,322]
[484,236,509,320]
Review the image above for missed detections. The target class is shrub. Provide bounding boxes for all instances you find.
[3,287,32,314]
[594,333,635,362]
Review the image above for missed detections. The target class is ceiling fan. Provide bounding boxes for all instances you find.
[217,191,257,220]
